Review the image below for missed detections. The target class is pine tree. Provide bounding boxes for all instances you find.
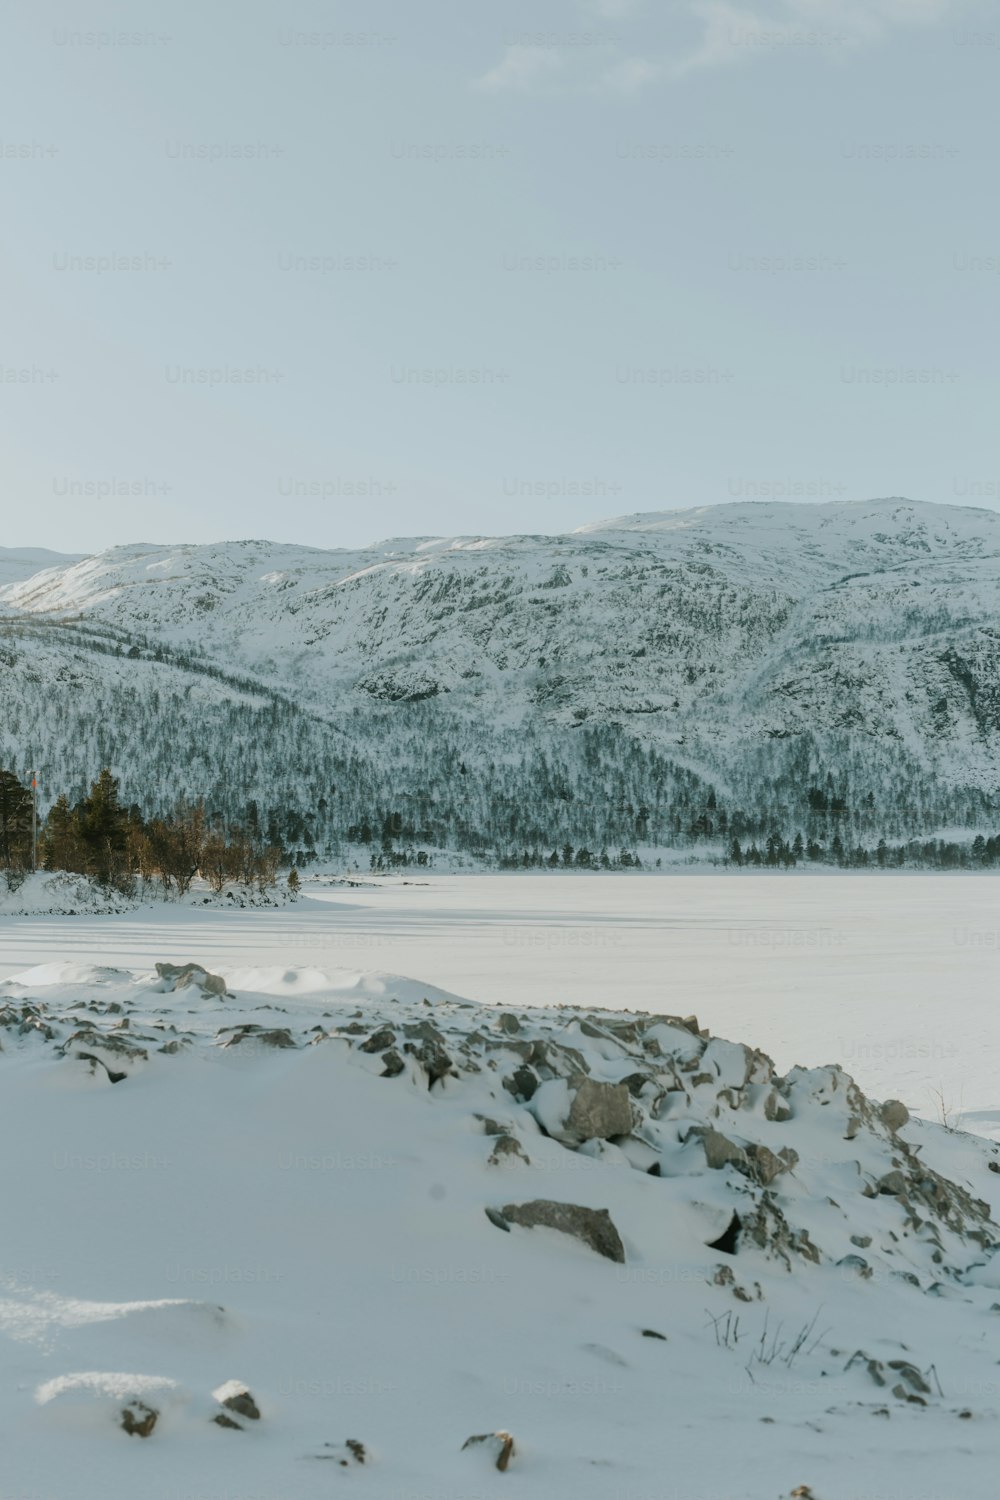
[0,770,32,871]
[42,793,82,872]
[77,769,128,886]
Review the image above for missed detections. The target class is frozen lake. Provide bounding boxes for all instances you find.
[2,872,997,1132]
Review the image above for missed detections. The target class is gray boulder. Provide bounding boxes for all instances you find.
[696,1127,749,1172]
[880,1099,910,1133]
[155,961,227,997]
[744,1143,798,1186]
[533,1074,633,1145]
[567,1076,633,1141]
[360,1026,396,1053]
[488,1199,626,1263]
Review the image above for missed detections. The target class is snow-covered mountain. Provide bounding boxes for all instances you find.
[0,547,85,588]
[3,498,1000,856]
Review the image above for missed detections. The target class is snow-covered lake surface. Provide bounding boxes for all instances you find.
[1,873,996,1132]
[2,873,1000,1499]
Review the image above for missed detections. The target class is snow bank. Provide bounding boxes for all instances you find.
[0,872,135,917]
[1,959,999,1497]
[0,871,305,918]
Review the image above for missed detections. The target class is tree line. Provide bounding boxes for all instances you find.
[2,750,999,886]
[0,767,285,896]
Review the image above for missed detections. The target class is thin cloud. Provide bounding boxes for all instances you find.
[676,0,966,72]
[474,0,962,96]
[473,45,565,93]
[601,56,664,92]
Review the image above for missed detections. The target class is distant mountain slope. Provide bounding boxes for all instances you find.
[2,499,1000,861]
[0,547,86,587]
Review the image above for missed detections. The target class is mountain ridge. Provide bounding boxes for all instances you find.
[2,498,1000,862]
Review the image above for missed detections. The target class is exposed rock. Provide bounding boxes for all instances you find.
[846,1350,931,1403]
[620,1071,656,1098]
[881,1099,910,1133]
[312,1437,367,1465]
[222,1027,297,1050]
[743,1143,798,1186]
[837,1254,872,1279]
[360,1026,396,1053]
[712,1262,762,1300]
[533,1074,633,1145]
[121,1401,157,1438]
[0,1003,56,1040]
[503,1064,539,1101]
[763,1088,793,1123]
[565,1075,633,1142]
[63,1028,148,1063]
[403,1024,454,1086]
[696,1127,748,1172]
[706,1212,741,1256]
[489,1199,626,1263]
[462,1430,515,1471]
[488,1135,529,1167]
[155,961,227,996]
[212,1381,261,1428]
[740,1196,821,1266]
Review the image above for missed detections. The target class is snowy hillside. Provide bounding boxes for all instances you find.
[0,546,85,587]
[2,956,1000,1498]
[3,498,1000,858]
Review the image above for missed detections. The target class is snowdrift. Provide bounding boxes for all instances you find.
[0,960,998,1498]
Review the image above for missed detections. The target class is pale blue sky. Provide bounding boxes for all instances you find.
[2,0,998,550]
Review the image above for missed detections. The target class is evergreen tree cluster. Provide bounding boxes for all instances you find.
[0,767,283,895]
